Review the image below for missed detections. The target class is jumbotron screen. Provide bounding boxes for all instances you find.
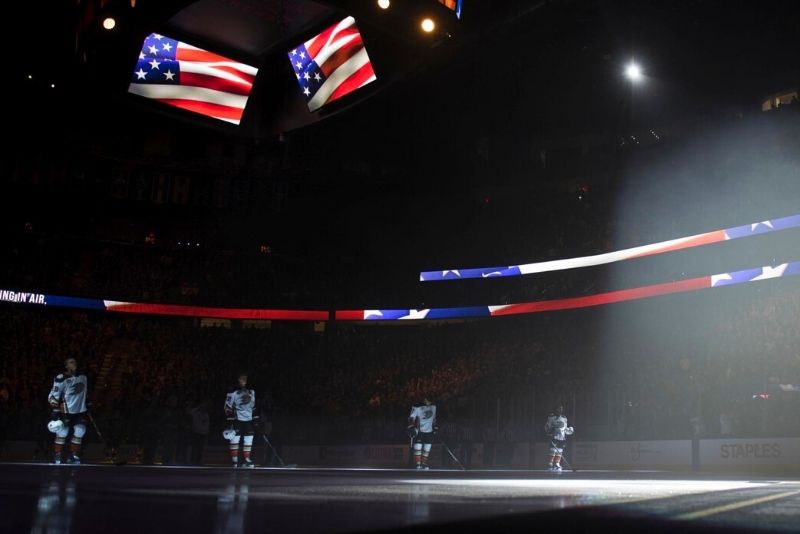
[288,16,377,112]
[438,0,463,18]
[128,33,258,125]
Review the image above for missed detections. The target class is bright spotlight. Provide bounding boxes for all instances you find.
[377,0,390,9]
[625,62,642,82]
[102,17,116,30]
[421,18,435,33]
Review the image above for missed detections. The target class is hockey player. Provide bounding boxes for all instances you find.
[47,357,89,464]
[544,405,574,471]
[224,373,256,468]
[408,397,437,469]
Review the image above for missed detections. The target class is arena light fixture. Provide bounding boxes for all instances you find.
[421,18,435,32]
[102,17,116,30]
[625,62,643,82]
[377,0,390,9]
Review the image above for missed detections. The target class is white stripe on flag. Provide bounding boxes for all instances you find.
[128,83,249,109]
[517,235,702,275]
[179,61,255,86]
[358,74,377,88]
[183,60,258,77]
[312,32,359,68]
[305,16,355,54]
[308,47,370,111]
[176,42,258,75]
[212,116,241,125]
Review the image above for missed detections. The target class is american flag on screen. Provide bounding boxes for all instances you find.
[288,17,376,112]
[128,33,258,125]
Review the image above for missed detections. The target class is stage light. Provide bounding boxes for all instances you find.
[377,0,390,9]
[50,83,55,89]
[625,62,642,82]
[102,17,116,30]
[421,18,435,32]
[27,74,33,80]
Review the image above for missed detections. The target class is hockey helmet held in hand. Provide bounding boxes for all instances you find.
[406,426,419,438]
[222,428,237,440]
[47,419,65,433]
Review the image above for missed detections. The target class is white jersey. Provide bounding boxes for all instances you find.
[545,414,573,441]
[225,388,255,421]
[49,372,88,414]
[409,404,437,433]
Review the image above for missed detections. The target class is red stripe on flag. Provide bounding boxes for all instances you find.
[179,72,253,96]
[159,99,245,121]
[334,310,367,320]
[207,65,256,85]
[318,34,364,77]
[630,230,728,259]
[107,302,328,321]
[491,276,712,316]
[176,47,241,64]
[327,61,375,104]
[306,21,344,59]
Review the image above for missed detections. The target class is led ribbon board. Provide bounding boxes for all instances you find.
[0,290,327,321]
[420,214,800,281]
[339,260,800,320]
[3,263,797,323]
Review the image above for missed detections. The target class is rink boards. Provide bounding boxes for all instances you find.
[4,437,800,473]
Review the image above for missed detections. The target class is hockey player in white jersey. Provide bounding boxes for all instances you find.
[224,373,256,468]
[47,357,89,464]
[544,405,573,471]
[408,397,437,469]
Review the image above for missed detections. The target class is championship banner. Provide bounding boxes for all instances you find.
[420,214,800,281]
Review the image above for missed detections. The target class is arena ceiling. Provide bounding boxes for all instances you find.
[17,1,799,139]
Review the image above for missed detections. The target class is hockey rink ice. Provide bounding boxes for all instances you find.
[2,463,800,532]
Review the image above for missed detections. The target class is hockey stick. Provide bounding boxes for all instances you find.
[559,436,577,472]
[438,438,466,471]
[85,412,106,443]
[559,453,577,472]
[258,433,286,467]
[568,394,578,472]
[262,433,297,468]
[254,421,294,467]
